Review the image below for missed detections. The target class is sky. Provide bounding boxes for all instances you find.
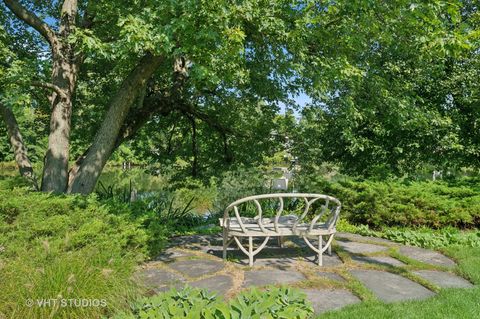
[279,92,312,116]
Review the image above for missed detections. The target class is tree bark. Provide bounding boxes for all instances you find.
[68,54,164,194]
[0,104,38,189]
[41,57,77,193]
[40,0,79,193]
[3,0,80,193]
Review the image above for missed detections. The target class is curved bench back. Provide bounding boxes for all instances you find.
[223,193,341,235]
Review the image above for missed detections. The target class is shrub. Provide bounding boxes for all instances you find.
[298,175,480,229]
[113,286,313,319]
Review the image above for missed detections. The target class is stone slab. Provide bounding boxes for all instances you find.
[155,248,193,262]
[170,259,224,278]
[316,271,346,282]
[243,269,306,287]
[399,246,456,268]
[336,232,396,245]
[138,268,185,288]
[336,240,389,254]
[302,289,361,314]
[169,235,222,250]
[306,252,344,267]
[189,274,234,295]
[242,257,297,269]
[238,252,343,268]
[351,255,405,267]
[350,269,435,302]
[413,270,473,289]
[286,237,308,248]
[218,245,341,267]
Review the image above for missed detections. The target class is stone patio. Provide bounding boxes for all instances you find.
[137,233,475,316]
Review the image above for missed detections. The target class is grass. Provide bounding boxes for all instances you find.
[316,246,480,319]
[0,188,151,319]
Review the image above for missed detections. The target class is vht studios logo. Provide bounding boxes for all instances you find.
[26,298,107,308]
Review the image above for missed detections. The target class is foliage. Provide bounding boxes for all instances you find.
[1,0,478,186]
[382,227,480,249]
[299,174,480,229]
[338,219,480,250]
[114,287,224,319]
[212,167,273,212]
[95,167,218,213]
[114,286,313,319]
[228,286,313,319]
[290,0,480,177]
[1,0,305,192]
[0,188,150,318]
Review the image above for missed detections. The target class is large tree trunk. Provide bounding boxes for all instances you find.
[4,0,79,193]
[40,0,78,193]
[68,54,163,194]
[0,104,38,188]
[41,57,77,193]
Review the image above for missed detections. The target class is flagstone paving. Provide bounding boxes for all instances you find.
[302,289,361,314]
[316,271,347,283]
[243,269,306,287]
[138,268,184,288]
[412,270,474,288]
[137,233,474,315]
[170,259,224,278]
[350,255,405,267]
[189,274,234,295]
[349,269,436,302]
[398,245,457,268]
[336,239,389,254]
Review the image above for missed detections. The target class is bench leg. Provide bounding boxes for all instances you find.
[222,229,228,260]
[318,235,323,266]
[248,236,254,266]
[277,236,284,248]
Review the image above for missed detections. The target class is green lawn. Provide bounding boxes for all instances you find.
[317,246,480,319]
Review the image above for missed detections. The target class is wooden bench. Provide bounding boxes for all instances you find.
[220,193,341,266]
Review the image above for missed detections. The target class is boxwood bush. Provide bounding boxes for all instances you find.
[299,176,480,229]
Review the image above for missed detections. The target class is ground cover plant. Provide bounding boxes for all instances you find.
[113,286,313,319]
[336,220,480,249]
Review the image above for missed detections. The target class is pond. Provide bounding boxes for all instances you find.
[97,167,217,214]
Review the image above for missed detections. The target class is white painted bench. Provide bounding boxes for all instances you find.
[220,193,341,266]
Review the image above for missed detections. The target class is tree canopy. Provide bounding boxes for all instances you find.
[0,0,478,193]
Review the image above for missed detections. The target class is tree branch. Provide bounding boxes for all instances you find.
[178,102,239,137]
[115,90,174,146]
[68,53,164,194]
[30,81,67,99]
[3,0,57,46]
